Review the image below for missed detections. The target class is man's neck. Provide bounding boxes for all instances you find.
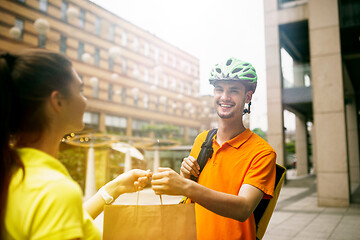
[216,118,246,146]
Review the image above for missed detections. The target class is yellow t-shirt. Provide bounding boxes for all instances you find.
[189,129,276,240]
[5,148,101,240]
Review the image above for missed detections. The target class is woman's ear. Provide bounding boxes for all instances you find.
[245,91,253,103]
[49,91,63,113]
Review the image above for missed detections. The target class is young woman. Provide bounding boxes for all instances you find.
[0,49,150,239]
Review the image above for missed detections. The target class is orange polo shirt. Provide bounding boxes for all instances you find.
[189,129,276,240]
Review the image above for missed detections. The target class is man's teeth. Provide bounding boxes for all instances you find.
[220,104,232,107]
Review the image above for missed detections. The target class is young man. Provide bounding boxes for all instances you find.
[152,57,276,240]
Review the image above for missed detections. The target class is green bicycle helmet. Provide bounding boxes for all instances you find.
[209,57,257,93]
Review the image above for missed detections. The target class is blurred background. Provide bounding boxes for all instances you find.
[1,0,359,207]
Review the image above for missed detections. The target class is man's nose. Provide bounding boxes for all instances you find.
[220,91,231,101]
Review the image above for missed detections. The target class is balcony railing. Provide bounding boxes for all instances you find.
[278,0,307,9]
[282,63,311,89]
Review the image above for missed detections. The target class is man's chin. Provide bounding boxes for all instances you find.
[217,113,234,119]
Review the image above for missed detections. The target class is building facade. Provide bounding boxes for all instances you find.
[264,0,360,206]
[0,0,201,144]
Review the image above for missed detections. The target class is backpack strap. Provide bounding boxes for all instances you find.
[191,128,217,182]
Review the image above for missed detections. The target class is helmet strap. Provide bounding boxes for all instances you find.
[243,101,251,115]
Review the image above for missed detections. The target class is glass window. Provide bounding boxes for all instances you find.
[109,24,115,41]
[39,0,48,12]
[122,59,127,75]
[109,57,114,71]
[92,80,99,98]
[155,96,159,110]
[163,75,168,88]
[38,34,46,48]
[61,1,68,21]
[14,18,24,40]
[122,31,127,46]
[108,83,113,101]
[95,17,101,35]
[144,68,149,82]
[132,37,139,52]
[163,51,168,64]
[133,64,139,79]
[60,35,67,53]
[83,112,99,125]
[79,9,85,28]
[144,42,149,56]
[121,87,126,103]
[17,0,25,3]
[78,42,84,60]
[144,93,149,108]
[105,115,126,128]
[154,47,159,64]
[94,48,100,66]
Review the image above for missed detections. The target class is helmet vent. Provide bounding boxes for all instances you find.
[216,68,222,73]
[226,59,232,66]
[243,63,249,66]
[244,74,255,78]
[232,68,242,74]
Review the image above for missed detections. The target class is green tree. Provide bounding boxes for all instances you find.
[252,128,267,140]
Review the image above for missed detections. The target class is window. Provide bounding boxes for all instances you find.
[133,64,139,79]
[60,35,67,53]
[78,42,84,60]
[163,51,168,64]
[94,48,100,66]
[14,18,24,40]
[144,42,149,56]
[105,115,127,132]
[109,24,115,41]
[17,0,25,3]
[122,31,127,46]
[121,88,127,103]
[163,75,168,88]
[132,37,139,52]
[144,68,149,82]
[155,96,159,110]
[39,0,48,12]
[122,59,127,75]
[61,1,68,21]
[144,93,149,108]
[83,112,99,129]
[95,17,101,35]
[108,83,113,101]
[38,34,46,48]
[154,47,159,64]
[79,9,85,28]
[109,57,114,71]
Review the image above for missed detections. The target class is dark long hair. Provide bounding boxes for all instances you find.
[0,49,73,237]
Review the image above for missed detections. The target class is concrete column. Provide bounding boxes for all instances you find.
[309,0,349,206]
[126,117,132,137]
[84,146,96,201]
[295,115,308,176]
[99,112,106,132]
[264,0,285,166]
[346,96,360,194]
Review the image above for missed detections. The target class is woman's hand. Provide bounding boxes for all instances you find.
[106,169,152,199]
[151,168,190,196]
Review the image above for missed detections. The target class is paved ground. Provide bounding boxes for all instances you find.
[94,169,360,239]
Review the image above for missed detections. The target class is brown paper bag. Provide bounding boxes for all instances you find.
[103,203,196,240]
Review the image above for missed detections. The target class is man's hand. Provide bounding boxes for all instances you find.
[152,168,190,196]
[180,156,200,179]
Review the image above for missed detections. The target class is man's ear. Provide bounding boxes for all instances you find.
[245,91,253,103]
[49,91,63,113]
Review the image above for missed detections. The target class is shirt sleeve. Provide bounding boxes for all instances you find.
[243,150,276,199]
[30,179,85,240]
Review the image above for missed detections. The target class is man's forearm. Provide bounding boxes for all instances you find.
[185,180,256,222]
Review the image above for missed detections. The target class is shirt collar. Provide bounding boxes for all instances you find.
[16,148,71,177]
[218,128,252,149]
